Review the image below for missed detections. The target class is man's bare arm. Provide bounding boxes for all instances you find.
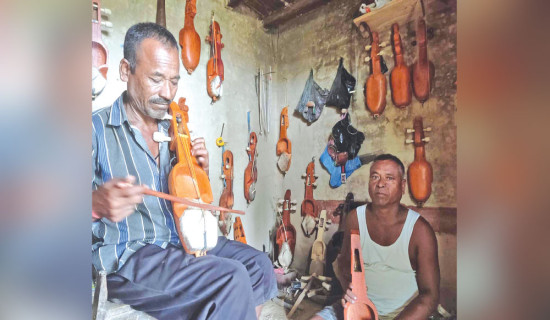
[395,217,440,319]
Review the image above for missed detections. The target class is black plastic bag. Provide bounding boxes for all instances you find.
[295,69,329,123]
[331,113,364,159]
[326,58,356,109]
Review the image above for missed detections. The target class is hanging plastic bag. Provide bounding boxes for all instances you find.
[326,57,356,110]
[295,69,329,124]
[331,113,365,159]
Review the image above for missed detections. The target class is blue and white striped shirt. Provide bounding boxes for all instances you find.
[92,92,180,274]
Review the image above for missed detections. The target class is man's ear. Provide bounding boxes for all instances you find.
[401,179,407,194]
[119,58,130,82]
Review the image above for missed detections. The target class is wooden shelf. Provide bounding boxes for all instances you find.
[353,0,424,37]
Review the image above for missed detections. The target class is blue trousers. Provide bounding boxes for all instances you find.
[107,237,278,320]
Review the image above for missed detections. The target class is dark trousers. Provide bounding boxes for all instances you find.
[107,237,277,320]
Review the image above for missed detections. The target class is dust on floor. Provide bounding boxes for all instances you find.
[260,298,324,320]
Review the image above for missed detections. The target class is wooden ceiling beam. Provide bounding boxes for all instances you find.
[245,0,272,17]
[227,0,244,8]
[263,0,331,29]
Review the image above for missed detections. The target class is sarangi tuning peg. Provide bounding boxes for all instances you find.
[406,128,415,133]
[100,7,112,16]
[100,21,113,30]
[364,45,372,51]
[153,132,171,143]
[405,139,414,144]
[160,113,173,121]
[422,137,430,142]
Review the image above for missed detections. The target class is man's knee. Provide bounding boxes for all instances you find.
[255,252,275,277]
[223,259,254,291]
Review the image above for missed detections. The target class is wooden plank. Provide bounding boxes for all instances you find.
[227,0,244,8]
[352,0,455,37]
[263,0,331,29]
[245,0,271,17]
[263,0,287,12]
[316,200,456,234]
[409,206,456,235]
[228,0,270,17]
[353,0,423,35]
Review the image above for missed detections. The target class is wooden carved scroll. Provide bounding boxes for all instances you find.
[179,0,201,74]
[218,150,234,236]
[406,117,433,207]
[276,106,292,173]
[365,32,387,118]
[91,0,110,99]
[276,189,297,268]
[390,23,412,108]
[309,210,328,276]
[412,18,435,103]
[301,158,319,237]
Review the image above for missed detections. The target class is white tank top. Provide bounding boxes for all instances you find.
[356,205,420,316]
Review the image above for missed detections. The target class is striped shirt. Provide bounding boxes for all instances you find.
[92,92,180,274]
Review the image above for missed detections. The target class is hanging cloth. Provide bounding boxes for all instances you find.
[295,69,329,123]
[326,57,356,110]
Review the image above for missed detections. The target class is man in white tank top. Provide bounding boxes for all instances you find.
[312,154,439,320]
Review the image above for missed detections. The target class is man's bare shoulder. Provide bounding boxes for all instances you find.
[411,215,437,249]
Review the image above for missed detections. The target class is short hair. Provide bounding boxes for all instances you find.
[123,22,178,73]
[372,154,405,178]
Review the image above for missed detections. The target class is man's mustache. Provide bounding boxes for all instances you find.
[149,97,171,105]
